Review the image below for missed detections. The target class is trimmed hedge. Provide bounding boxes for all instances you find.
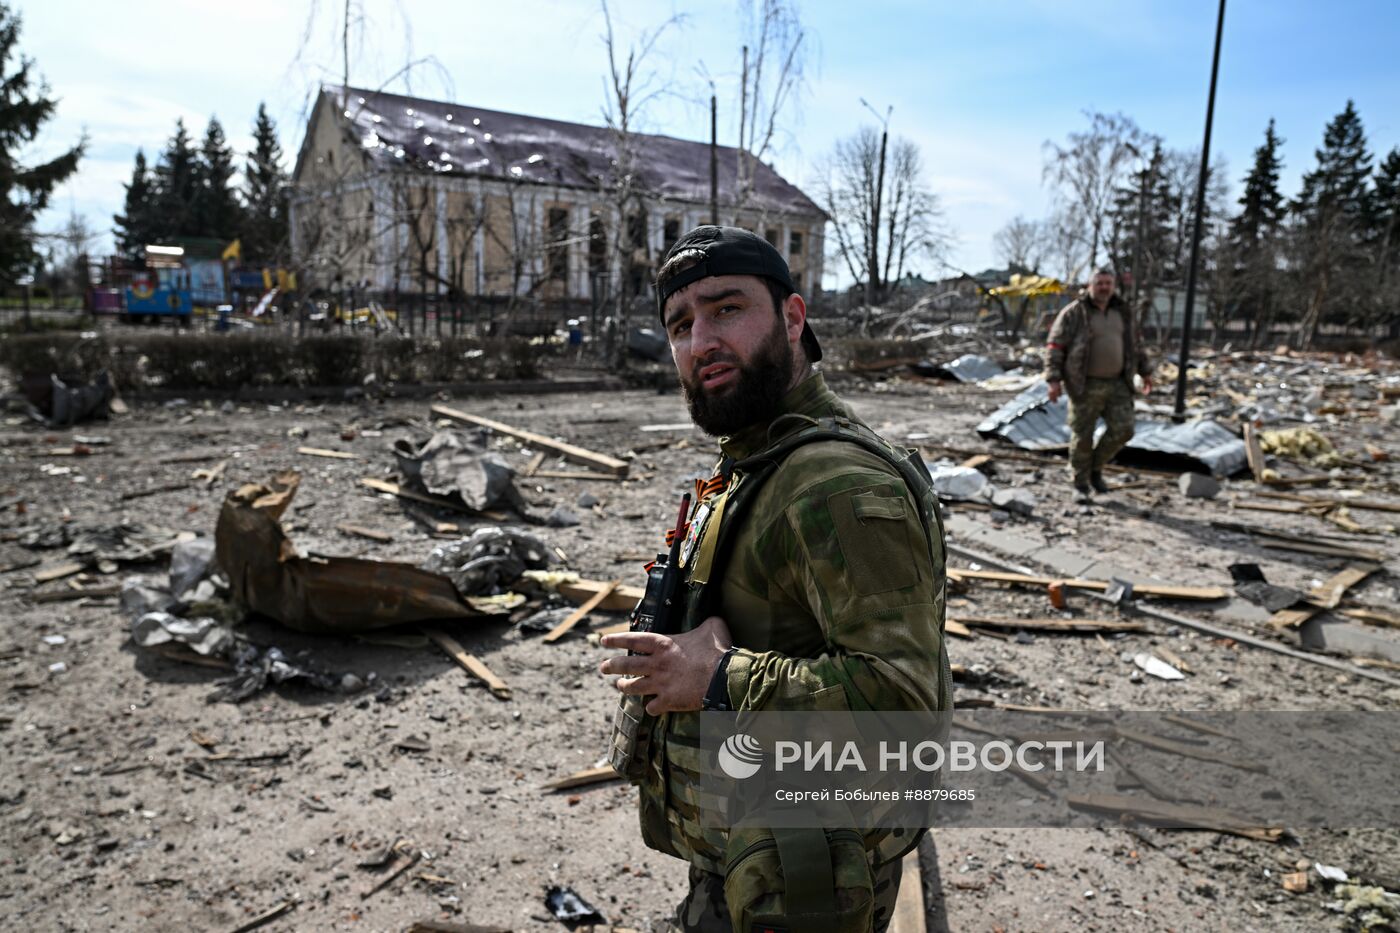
[0,332,555,392]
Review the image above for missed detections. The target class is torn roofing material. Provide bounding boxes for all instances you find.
[976,381,1248,476]
[322,85,825,216]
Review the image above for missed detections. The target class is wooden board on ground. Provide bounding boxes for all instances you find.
[33,562,84,584]
[336,523,393,543]
[959,453,992,471]
[1339,607,1400,629]
[1243,422,1266,483]
[543,765,621,792]
[1307,563,1378,609]
[888,847,926,933]
[556,578,646,612]
[952,616,1148,633]
[423,628,510,700]
[298,446,358,460]
[1065,792,1283,842]
[532,469,625,482]
[947,568,1226,601]
[543,580,621,643]
[431,404,629,476]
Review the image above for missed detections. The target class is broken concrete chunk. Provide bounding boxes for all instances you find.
[991,487,1037,516]
[1178,472,1221,499]
[545,506,581,527]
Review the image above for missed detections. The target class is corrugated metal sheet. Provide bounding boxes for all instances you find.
[976,381,1248,476]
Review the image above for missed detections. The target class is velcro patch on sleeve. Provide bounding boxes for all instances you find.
[827,485,921,596]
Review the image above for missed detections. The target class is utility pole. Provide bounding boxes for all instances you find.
[710,92,718,225]
[859,98,892,309]
[1174,0,1226,422]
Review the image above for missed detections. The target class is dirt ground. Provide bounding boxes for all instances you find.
[1,373,1397,932]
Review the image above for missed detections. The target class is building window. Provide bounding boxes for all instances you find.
[546,207,569,282]
[588,215,607,276]
[789,230,803,256]
[663,218,680,255]
[627,211,647,251]
[764,228,778,247]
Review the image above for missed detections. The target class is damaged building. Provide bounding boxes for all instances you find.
[289,85,827,325]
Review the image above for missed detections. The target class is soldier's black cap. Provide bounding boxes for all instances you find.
[656,225,821,362]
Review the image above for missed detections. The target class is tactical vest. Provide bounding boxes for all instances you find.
[614,413,953,874]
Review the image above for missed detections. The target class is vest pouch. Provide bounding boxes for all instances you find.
[723,824,873,933]
[609,693,654,783]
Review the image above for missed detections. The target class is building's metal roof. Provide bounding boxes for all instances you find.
[976,381,1248,476]
[324,85,826,216]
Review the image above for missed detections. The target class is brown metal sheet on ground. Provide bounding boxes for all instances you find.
[214,470,484,634]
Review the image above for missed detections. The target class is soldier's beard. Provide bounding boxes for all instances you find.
[680,318,794,437]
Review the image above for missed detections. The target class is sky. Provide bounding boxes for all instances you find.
[17,0,1400,286]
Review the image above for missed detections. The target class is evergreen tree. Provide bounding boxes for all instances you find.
[153,118,200,239]
[192,116,240,240]
[0,2,84,285]
[113,149,156,260]
[1226,120,1286,343]
[1371,147,1400,326]
[242,103,289,264]
[1107,141,1174,308]
[1292,100,1375,346]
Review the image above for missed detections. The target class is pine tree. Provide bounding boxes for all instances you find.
[1108,141,1174,308]
[153,118,200,239]
[113,150,156,260]
[1226,120,1286,343]
[1292,100,1375,346]
[242,103,289,264]
[191,116,241,240]
[0,2,84,285]
[1371,147,1400,326]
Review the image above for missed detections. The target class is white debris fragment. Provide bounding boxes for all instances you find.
[1133,653,1185,681]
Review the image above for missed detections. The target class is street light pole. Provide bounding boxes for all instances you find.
[1174,0,1227,422]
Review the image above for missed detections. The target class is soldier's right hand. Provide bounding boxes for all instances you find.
[1046,380,1062,402]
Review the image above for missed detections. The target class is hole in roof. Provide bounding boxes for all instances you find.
[406,107,415,115]
[509,165,523,176]
[372,114,382,123]
[414,119,424,129]
[527,154,544,163]
[343,110,352,118]
[472,117,481,126]
[362,132,380,149]
[357,96,365,104]
[466,137,475,145]
[483,133,492,141]
[445,114,454,121]
[423,136,434,146]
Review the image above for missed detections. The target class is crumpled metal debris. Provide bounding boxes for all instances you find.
[394,430,529,513]
[210,643,343,704]
[215,471,489,633]
[544,885,607,925]
[132,612,234,657]
[21,371,115,428]
[169,537,217,600]
[920,353,1004,383]
[421,526,554,597]
[925,463,992,501]
[1228,563,1303,612]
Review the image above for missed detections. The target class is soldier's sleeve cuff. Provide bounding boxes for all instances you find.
[724,649,759,711]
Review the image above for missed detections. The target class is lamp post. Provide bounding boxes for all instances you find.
[1174,0,1227,422]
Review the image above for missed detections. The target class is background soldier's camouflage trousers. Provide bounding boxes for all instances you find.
[667,859,904,932]
[1066,377,1135,483]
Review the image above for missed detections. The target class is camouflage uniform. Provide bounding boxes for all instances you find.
[632,373,951,932]
[1044,292,1152,484]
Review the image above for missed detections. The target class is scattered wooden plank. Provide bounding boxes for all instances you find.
[1258,490,1400,514]
[531,469,625,482]
[543,580,621,644]
[228,898,297,933]
[423,628,510,700]
[360,850,421,900]
[0,557,40,575]
[555,578,646,613]
[297,446,357,460]
[120,481,189,501]
[523,451,547,477]
[947,568,1227,601]
[543,765,621,792]
[959,453,992,471]
[192,460,227,488]
[336,523,394,543]
[405,921,512,933]
[29,583,120,603]
[1339,607,1400,629]
[1243,423,1266,483]
[1307,563,1378,610]
[1114,727,1268,774]
[1065,793,1283,842]
[33,562,84,584]
[1352,656,1400,672]
[944,619,974,639]
[1259,539,1385,562]
[431,403,629,476]
[1162,714,1232,739]
[888,847,926,933]
[157,449,225,465]
[951,616,1148,634]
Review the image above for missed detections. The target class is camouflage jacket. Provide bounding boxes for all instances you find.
[1044,292,1152,399]
[637,373,951,872]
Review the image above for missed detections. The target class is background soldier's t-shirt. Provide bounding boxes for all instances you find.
[1086,306,1125,378]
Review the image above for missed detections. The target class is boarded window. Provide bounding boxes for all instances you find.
[546,207,569,282]
[789,231,803,256]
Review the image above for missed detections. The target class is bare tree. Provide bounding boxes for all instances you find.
[992,215,1049,272]
[734,0,807,215]
[817,129,948,327]
[597,0,683,362]
[1043,112,1149,271]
